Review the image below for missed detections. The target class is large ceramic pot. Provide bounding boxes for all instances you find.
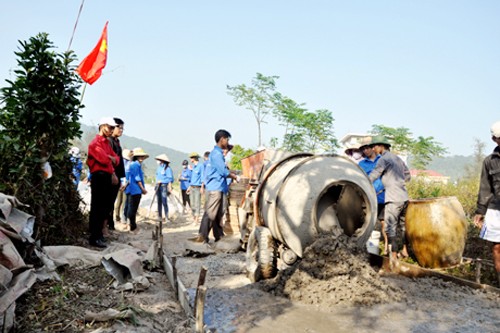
[406,196,468,268]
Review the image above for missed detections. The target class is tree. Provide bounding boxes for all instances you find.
[228,144,255,171]
[464,137,486,180]
[0,33,84,244]
[227,73,280,147]
[274,95,338,153]
[370,125,447,169]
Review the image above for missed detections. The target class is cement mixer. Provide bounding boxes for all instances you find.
[238,151,378,282]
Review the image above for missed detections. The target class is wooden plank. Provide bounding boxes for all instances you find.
[162,255,176,291]
[194,266,208,318]
[162,254,193,317]
[195,286,207,333]
[177,278,192,317]
[374,254,500,295]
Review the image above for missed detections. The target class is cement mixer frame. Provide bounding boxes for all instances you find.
[237,150,378,282]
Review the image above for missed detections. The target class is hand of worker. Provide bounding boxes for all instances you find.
[473,214,484,229]
[236,175,241,183]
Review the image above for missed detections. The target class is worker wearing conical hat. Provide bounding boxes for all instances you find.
[125,147,149,233]
[155,154,173,222]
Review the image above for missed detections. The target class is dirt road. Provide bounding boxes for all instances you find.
[58,184,499,332]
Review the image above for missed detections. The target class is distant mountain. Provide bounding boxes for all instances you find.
[414,155,474,181]
[78,124,189,179]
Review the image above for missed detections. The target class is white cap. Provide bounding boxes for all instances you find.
[69,147,80,157]
[98,117,117,127]
[491,121,500,138]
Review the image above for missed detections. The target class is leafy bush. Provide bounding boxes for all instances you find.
[0,33,85,245]
[407,175,479,218]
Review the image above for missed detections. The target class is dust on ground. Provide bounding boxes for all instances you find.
[14,186,194,333]
[14,185,500,332]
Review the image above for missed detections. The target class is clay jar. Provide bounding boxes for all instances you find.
[406,196,468,268]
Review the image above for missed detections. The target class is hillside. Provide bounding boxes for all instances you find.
[76,124,475,182]
[422,155,474,182]
[77,124,189,179]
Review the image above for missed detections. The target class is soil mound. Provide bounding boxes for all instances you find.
[259,231,405,306]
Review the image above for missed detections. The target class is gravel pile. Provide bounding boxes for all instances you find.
[260,229,405,306]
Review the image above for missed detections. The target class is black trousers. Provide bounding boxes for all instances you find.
[127,194,142,230]
[199,191,224,242]
[89,171,113,242]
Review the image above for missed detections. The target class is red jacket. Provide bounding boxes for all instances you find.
[87,134,119,174]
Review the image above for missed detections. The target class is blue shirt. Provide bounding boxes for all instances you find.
[202,159,209,185]
[70,156,82,184]
[180,168,192,190]
[359,155,385,204]
[125,161,145,195]
[156,163,174,184]
[205,146,230,192]
[190,162,203,186]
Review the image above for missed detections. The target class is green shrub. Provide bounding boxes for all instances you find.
[407,175,479,218]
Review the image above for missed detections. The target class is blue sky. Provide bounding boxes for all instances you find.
[1,1,499,157]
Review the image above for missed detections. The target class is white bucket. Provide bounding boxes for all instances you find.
[366,231,380,255]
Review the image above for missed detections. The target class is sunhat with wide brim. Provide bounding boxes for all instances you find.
[370,135,391,147]
[155,153,170,163]
[359,136,373,150]
[344,142,361,154]
[132,147,149,158]
[122,148,133,160]
[189,152,200,158]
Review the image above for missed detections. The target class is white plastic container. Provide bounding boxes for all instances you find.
[366,230,381,255]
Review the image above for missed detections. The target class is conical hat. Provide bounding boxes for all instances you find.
[132,147,149,158]
[155,153,170,162]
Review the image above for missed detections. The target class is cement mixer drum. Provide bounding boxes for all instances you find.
[254,153,377,258]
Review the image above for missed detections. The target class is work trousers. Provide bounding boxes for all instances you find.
[384,201,408,252]
[114,190,126,222]
[199,191,224,242]
[156,184,169,219]
[181,189,190,209]
[89,171,113,242]
[127,194,142,231]
[190,186,201,216]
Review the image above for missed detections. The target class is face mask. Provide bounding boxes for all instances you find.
[352,152,362,160]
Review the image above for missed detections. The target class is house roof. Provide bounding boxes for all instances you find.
[410,169,445,177]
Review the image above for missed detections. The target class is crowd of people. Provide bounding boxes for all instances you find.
[78,118,238,249]
[345,135,411,270]
[72,117,500,284]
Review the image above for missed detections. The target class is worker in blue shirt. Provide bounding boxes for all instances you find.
[155,154,174,221]
[178,160,192,214]
[188,152,203,222]
[189,129,239,244]
[359,137,387,255]
[125,147,149,233]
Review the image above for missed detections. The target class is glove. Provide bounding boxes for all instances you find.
[236,175,241,183]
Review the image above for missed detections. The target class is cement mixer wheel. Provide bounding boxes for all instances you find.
[246,226,278,282]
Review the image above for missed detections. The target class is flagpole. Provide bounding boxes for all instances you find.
[80,83,88,105]
[67,0,86,51]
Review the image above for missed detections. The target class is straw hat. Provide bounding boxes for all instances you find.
[189,152,200,158]
[132,147,149,158]
[359,136,373,150]
[155,153,170,163]
[344,142,361,154]
[122,148,133,160]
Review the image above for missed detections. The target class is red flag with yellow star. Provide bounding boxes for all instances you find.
[76,22,108,85]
